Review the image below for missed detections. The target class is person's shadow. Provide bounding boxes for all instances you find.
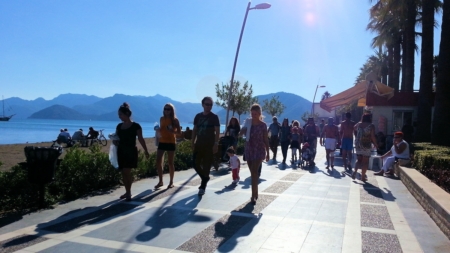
[135,195,211,242]
[240,176,266,190]
[215,205,262,252]
[215,183,238,195]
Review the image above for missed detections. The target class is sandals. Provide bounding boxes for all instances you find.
[352,172,357,180]
[120,193,131,201]
[167,184,175,189]
[154,182,164,189]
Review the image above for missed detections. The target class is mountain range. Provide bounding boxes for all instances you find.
[4,92,312,123]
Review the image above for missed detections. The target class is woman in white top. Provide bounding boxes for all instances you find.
[374,131,409,175]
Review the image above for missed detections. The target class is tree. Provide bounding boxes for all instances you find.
[321,91,332,101]
[301,111,320,125]
[416,0,436,141]
[215,80,255,121]
[432,0,450,146]
[262,95,286,117]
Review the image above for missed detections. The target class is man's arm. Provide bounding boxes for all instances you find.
[213,126,220,154]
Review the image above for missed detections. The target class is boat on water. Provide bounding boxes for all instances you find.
[1,96,14,121]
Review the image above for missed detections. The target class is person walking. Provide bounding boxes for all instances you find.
[320,117,339,170]
[227,147,240,184]
[340,112,356,170]
[279,118,291,164]
[225,117,241,151]
[115,102,150,201]
[268,116,281,160]
[353,113,378,182]
[240,104,269,204]
[191,97,220,196]
[155,103,182,189]
[304,118,320,166]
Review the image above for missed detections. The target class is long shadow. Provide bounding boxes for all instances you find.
[215,183,238,195]
[216,206,262,252]
[319,168,345,179]
[354,181,397,202]
[135,195,211,242]
[240,176,266,190]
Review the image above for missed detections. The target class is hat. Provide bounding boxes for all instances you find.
[303,142,310,147]
[273,116,277,120]
[394,131,404,137]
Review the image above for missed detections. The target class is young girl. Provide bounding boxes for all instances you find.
[301,142,313,167]
[290,126,301,162]
[227,147,240,184]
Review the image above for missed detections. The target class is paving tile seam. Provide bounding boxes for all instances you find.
[360,202,386,206]
[361,226,397,235]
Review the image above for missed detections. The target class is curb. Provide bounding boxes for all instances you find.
[397,165,450,240]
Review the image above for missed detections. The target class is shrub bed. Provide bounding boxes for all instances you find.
[0,141,194,215]
[412,143,450,193]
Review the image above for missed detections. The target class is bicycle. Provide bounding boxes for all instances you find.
[92,129,107,146]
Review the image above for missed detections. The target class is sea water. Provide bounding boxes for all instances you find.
[0,119,227,145]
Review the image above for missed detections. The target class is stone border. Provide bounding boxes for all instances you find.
[397,165,450,239]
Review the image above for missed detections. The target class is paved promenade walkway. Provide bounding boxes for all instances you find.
[1,144,449,253]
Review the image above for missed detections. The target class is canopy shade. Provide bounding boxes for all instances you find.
[319,80,394,113]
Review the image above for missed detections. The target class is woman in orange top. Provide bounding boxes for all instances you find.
[155,103,181,189]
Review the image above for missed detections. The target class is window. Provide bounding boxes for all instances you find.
[392,111,413,131]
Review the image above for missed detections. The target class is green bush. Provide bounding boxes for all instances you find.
[0,141,197,215]
[412,143,450,193]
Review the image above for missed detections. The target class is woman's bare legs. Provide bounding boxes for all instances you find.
[122,168,133,199]
[353,155,362,179]
[156,149,165,187]
[248,160,262,202]
[167,150,175,187]
[361,156,370,182]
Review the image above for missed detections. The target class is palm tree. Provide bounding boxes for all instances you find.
[401,0,418,92]
[432,0,450,146]
[416,0,437,141]
[321,91,332,101]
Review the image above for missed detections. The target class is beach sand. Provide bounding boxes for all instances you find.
[0,137,159,172]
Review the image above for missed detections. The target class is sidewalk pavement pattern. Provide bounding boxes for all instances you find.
[1,143,450,253]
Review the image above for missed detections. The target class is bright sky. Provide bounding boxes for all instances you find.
[0,0,443,103]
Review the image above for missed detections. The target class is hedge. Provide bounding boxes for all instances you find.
[412,143,450,193]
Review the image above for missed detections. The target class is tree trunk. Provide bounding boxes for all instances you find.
[387,44,394,87]
[432,0,450,146]
[401,0,417,92]
[392,38,401,91]
[416,0,434,142]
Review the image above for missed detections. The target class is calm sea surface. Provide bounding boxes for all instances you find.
[0,119,227,145]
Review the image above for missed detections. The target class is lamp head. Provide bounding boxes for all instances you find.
[253,3,271,9]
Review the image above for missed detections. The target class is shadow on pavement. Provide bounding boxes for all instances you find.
[215,183,238,195]
[240,176,266,190]
[135,195,210,242]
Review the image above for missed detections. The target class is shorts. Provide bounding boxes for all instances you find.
[158,142,176,151]
[355,148,371,157]
[325,138,336,150]
[341,138,353,151]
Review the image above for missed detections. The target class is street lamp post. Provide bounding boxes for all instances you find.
[225,1,271,126]
[311,85,326,116]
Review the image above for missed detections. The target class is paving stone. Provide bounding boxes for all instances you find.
[176,214,253,253]
[361,204,394,230]
[42,203,138,233]
[361,231,402,253]
[184,175,219,186]
[132,186,188,203]
[39,241,140,253]
[262,181,294,194]
[0,234,47,253]
[280,173,304,182]
[360,188,385,204]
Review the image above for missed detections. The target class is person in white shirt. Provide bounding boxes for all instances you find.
[375,131,410,176]
[227,147,240,184]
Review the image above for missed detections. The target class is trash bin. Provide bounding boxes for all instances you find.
[24,146,63,184]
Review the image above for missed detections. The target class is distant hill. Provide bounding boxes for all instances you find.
[29,105,94,120]
[6,92,311,123]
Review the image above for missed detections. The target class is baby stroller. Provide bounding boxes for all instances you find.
[299,142,314,168]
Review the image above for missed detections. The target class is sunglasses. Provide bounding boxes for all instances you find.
[203,103,213,106]
[164,108,172,111]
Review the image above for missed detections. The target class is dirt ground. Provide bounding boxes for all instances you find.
[0,137,158,172]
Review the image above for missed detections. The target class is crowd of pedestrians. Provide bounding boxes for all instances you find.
[112,98,409,203]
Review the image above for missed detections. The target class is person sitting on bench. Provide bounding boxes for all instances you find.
[56,128,73,146]
[374,131,410,176]
[72,128,87,146]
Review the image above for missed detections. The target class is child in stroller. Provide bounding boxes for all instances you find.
[300,142,314,168]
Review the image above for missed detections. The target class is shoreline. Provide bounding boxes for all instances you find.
[0,137,158,172]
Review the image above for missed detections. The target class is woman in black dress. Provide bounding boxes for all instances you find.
[225,117,241,150]
[115,103,150,201]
